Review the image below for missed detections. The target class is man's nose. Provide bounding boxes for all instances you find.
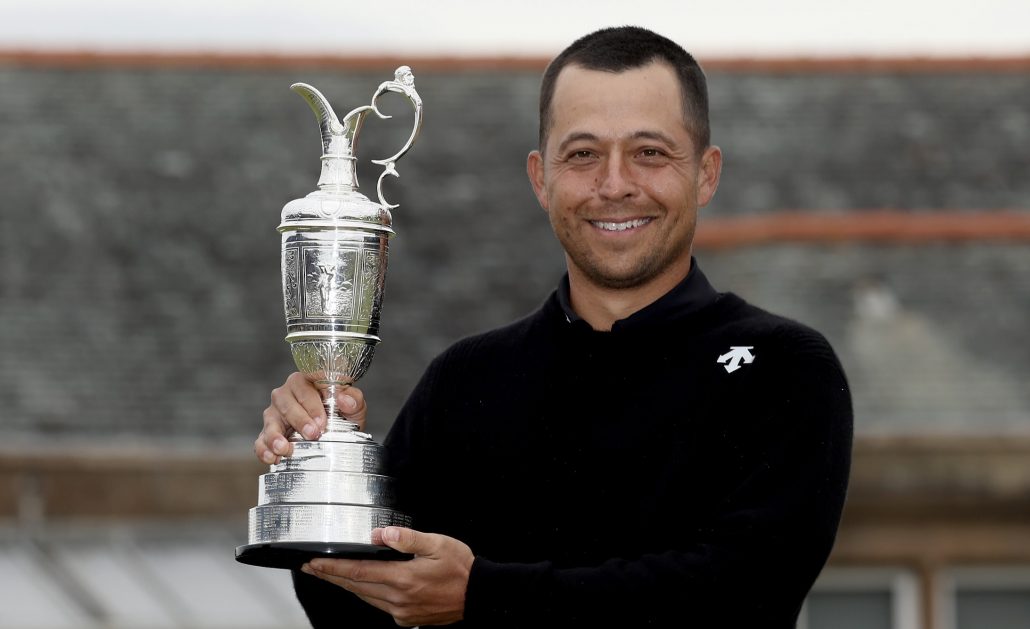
[597,154,637,200]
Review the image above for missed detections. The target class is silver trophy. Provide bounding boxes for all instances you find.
[236,67,423,569]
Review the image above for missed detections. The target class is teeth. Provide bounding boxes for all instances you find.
[590,218,652,232]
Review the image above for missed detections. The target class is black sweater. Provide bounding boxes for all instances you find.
[295,274,853,628]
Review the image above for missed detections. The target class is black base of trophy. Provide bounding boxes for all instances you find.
[235,542,414,569]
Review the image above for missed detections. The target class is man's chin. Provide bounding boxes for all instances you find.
[580,264,661,291]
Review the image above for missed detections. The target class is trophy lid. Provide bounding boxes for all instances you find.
[279,67,423,236]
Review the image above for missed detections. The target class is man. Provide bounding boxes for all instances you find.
[256,26,852,628]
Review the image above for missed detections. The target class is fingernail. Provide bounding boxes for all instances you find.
[302,423,318,440]
[383,527,400,543]
[340,396,357,412]
[262,451,275,464]
[312,416,325,431]
[301,563,313,574]
[273,438,288,454]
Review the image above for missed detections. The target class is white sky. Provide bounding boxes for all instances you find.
[1,0,1028,57]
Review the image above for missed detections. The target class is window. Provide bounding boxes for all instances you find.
[940,567,1030,629]
[800,567,920,629]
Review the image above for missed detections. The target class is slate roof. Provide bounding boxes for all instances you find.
[1,59,1028,442]
[700,243,1030,434]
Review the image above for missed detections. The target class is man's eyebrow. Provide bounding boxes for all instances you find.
[556,132,601,154]
[555,130,682,154]
[632,130,680,147]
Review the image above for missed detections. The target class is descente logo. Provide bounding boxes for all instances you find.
[717,346,755,373]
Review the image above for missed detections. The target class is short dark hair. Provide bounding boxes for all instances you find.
[538,26,710,153]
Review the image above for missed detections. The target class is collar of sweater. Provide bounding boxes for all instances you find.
[554,256,721,334]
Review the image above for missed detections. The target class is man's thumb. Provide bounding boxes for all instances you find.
[377,526,433,555]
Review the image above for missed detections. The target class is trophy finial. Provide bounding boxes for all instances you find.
[290,68,423,208]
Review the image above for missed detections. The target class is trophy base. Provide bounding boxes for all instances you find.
[235,541,413,569]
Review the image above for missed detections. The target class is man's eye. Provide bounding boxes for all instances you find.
[569,150,595,160]
[639,148,664,158]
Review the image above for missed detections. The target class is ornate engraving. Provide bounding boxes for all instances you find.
[357,251,382,323]
[282,248,300,320]
[318,196,346,219]
[291,339,376,385]
[303,247,357,318]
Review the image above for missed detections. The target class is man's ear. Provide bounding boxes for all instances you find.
[696,145,723,208]
[527,150,549,210]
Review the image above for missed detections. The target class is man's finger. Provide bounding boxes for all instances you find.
[303,565,400,604]
[259,407,293,458]
[287,372,328,430]
[257,408,290,463]
[306,557,407,586]
[337,386,367,432]
[272,378,324,440]
[254,434,278,465]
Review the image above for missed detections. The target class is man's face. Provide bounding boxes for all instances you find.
[528,62,721,292]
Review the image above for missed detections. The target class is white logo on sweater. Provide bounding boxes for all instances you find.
[717,346,755,373]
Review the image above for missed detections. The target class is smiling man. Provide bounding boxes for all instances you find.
[258,26,853,628]
[528,57,721,329]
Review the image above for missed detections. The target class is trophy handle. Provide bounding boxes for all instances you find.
[368,66,424,209]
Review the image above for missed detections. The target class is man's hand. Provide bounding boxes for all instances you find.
[302,526,474,627]
[254,373,367,464]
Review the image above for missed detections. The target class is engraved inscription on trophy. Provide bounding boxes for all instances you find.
[237,66,423,569]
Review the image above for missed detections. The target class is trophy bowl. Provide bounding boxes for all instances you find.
[236,67,423,569]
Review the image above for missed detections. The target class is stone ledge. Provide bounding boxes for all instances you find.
[0,446,266,521]
[845,435,1030,522]
[2,435,1029,521]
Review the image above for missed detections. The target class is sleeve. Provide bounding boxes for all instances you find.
[462,330,854,628]
[292,569,396,628]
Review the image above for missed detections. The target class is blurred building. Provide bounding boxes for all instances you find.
[1,52,1028,628]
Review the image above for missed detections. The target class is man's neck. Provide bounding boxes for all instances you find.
[567,258,693,331]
